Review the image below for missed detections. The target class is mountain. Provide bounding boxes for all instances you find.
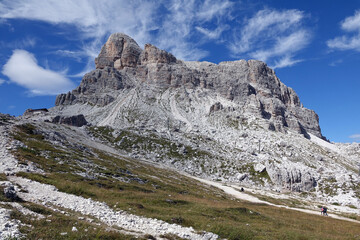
[51,33,358,194]
[0,33,359,239]
[55,33,322,139]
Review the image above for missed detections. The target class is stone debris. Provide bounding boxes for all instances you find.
[11,177,218,240]
[0,207,22,239]
[1,201,45,220]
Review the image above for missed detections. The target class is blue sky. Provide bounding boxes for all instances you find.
[0,0,360,143]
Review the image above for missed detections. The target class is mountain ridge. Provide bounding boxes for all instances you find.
[55,33,323,139]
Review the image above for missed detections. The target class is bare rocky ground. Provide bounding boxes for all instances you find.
[9,176,217,240]
[0,116,359,239]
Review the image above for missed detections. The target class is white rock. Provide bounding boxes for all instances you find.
[254,163,266,173]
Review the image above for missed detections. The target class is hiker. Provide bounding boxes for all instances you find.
[323,207,328,216]
[321,206,328,216]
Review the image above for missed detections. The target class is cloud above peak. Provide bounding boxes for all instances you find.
[0,0,233,61]
[327,10,360,51]
[0,1,312,69]
[229,9,311,68]
[2,50,75,95]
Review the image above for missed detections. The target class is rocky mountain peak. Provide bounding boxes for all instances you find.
[140,43,177,64]
[95,33,142,70]
[55,33,323,139]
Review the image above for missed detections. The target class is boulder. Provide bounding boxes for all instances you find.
[254,163,266,173]
[4,185,19,201]
[52,115,88,127]
[265,162,317,192]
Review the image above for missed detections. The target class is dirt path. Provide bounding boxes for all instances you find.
[192,177,360,224]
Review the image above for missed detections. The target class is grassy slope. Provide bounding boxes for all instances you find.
[7,123,360,240]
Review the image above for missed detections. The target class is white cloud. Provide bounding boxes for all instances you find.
[196,0,233,22]
[349,134,360,140]
[271,56,303,69]
[327,10,360,51]
[0,79,5,85]
[251,30,310,62]
[0,1,310,69]
[0,0,233,62]
[229,9,311,68]
[155,0,233,60]
[341,10,360,32]
[195,25,229,39]
[0,36,37,49]
[329,59,343,67]
[2,50,75,95]
[0,0,156,49]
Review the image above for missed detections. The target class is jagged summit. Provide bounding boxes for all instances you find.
[55,33,322,139]
[95,33,143,69]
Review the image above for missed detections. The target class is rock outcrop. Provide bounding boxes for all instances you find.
[95,33,142,70]
[23,108,48,116]
[4,184,19,201]
[55,67,134,106]
[52,115,87,127]
[265,162,317,192]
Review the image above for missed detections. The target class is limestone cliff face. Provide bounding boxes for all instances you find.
[56,33,323,139]
[95,33,142,70]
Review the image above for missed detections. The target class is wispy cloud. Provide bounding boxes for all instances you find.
[0,0,233,62]
[271,56,303,69]
[329,59,343,67]
[195,25,229,40]
[154,0,233,60]
[0,0,156,58]
[0,1,311,70]
[2,50,75,95]
[229,9,311,68]
[0,36,37,49]
[0,78,5,85]
[349,134,360,140]
[327,10,360,51]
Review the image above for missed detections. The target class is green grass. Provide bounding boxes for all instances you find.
[0,173,7,181]
[89,126,213,160]
[9,123,360,240]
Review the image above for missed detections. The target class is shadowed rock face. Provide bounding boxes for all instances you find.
[52,114,87,127]
[55,33,323,139]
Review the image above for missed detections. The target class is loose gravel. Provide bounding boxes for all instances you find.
[10,176,218,240]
